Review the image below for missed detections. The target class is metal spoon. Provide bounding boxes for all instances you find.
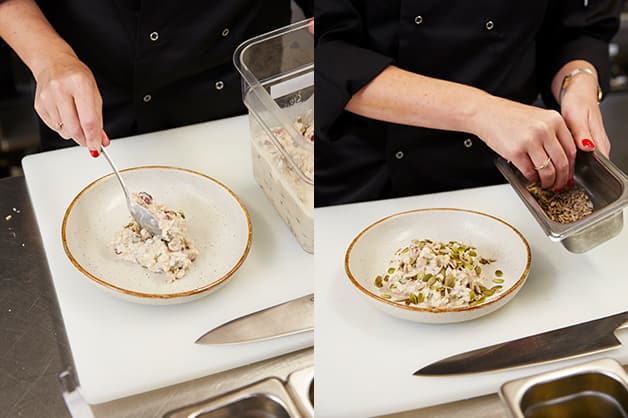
[100,147,162,237]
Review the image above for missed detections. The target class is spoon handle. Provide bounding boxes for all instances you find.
[100,147,133,211]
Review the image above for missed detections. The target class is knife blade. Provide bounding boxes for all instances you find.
[414,310,628,376]
[195,294,314,345]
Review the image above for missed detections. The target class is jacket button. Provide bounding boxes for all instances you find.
[215,81,224,90]
[142,94,152,103]
[395,151,404,159]
[485,20,494,30]
[464,138,473,148]
[221,28,230,37]
[414,15,423,25]
[149,31,159,41]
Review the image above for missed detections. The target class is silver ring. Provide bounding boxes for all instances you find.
[534,157,552,171]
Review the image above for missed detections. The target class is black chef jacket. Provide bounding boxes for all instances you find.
[314,0,621,207]
[36,0,312,150]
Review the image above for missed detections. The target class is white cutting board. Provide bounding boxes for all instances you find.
[22,115,313,404]
[315,185,628,417]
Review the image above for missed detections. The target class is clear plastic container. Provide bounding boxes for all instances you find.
[234,20,314,253]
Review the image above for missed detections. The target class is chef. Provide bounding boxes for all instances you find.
[0,0,313,153]
[315,1,621,206]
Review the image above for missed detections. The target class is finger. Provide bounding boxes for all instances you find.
[102,131,111,147]
[567,109,596,154]
[589,110,611,157]
[543,138,570,191]
[34,91,67,138]
[55,94,87,146]
[529,145,556,190]
[554,117,577,183]
[511,155,539,185]
[73,86,103,152]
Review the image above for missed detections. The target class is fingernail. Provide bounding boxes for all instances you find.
[581,138,595,149]
[89,149,99,158]
[553,188,561,193]
[567,178,574,188]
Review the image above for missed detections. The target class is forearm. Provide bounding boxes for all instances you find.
[0,0,76,79]
[345,65,492,136]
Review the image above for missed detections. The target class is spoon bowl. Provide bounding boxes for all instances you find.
[100,147,163,237]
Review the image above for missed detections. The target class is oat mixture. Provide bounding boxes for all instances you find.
[251,108,314,252]
[527,183,593,224]
[265,109,314,184]
[112,192,198,280]
[374,240,504,309]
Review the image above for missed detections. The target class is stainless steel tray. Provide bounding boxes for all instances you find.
[496,151,628,252]
[87,348,313,418]
[163,377,302,418]
[499,358,628,418]
[286,366,314,418]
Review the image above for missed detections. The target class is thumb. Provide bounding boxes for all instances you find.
[568,119,595,152]
[102,130,111,147]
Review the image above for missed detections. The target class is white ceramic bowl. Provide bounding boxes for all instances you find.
[345,208,531,323]
[62,166,252,305]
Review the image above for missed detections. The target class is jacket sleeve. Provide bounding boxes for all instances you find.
[537,0,621,109]
[293,0,313,18]
[315,0,394,140]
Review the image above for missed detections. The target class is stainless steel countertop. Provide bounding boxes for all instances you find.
[0,175,72,418]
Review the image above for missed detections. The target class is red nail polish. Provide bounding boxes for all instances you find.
[581,138,595,149]
[89,149,99,158]
[567,179,574,188]
[553,188,561,193]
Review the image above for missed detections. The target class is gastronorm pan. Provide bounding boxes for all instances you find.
[496,151,628,252]
[500,358,628,418]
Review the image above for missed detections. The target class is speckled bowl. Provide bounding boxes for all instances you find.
[345,209,531,324]
[62,166,252,305]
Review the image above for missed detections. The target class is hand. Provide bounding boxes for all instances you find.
[33,51,110,154]
[474,96,576,191]
[560,74,610,157]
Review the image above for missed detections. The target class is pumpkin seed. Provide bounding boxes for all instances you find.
[445,274,455,288]
[495,270,503,277]
[375,275,383,288]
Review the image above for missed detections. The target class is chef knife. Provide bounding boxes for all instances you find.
[195,294,314,345]
[414,310,628,376]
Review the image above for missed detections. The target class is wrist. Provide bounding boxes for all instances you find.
[465,91,500,138]
[559,68,602,106]
[28,46,77,82]
[559,71,601,109]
